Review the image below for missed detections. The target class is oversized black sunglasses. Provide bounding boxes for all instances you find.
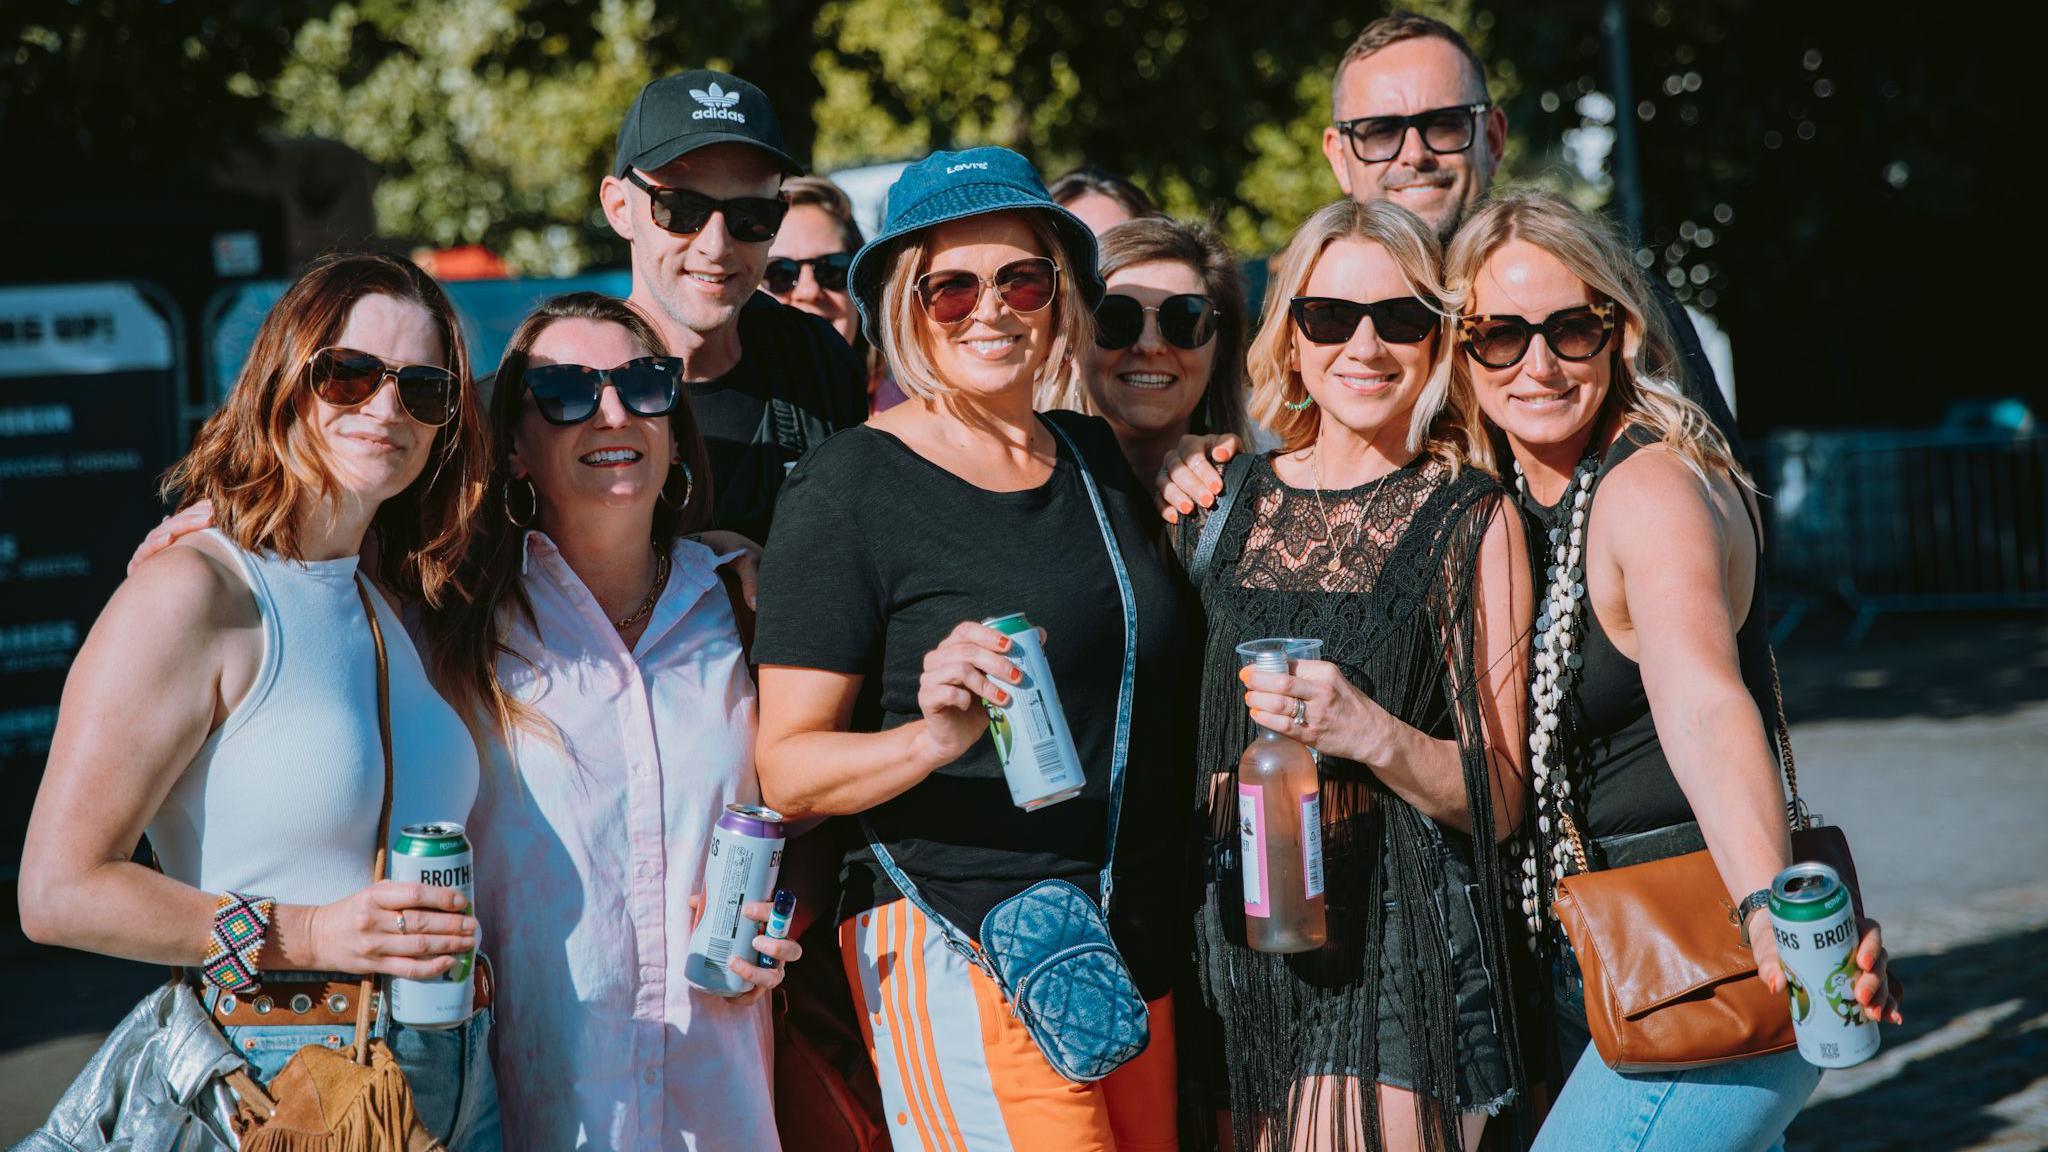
[763,252,853,296]
[623,170,789,242]
[306,347,457,427]
[914,257,1059,325]
[1094,293,1218,351]
[1458,302,1618,370]
[1334,102,1492,164]
[523,356,682,425]
[1288,296,1439,346]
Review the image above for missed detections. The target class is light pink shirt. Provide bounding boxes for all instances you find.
[472,532,775,1151]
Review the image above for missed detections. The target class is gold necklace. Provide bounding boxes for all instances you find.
[613,549,671,631]
[1308,443,1393,571]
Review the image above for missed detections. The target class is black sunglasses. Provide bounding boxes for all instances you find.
[763,252,853,296]
[1458,302,1618,370]
[306,347,457,427]
[623,170,789,242]
[1289,296,1439,346]
[1094,293,1218,351]
[523,356,682,425]
[1334,102,1491,164]
[914,257,1060,325]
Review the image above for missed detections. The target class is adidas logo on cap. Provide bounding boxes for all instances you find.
[690,82,746,123]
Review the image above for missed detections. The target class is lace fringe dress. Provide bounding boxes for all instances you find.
[1175,454,1526,1152]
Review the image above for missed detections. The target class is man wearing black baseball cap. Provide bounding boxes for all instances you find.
[600,69,868,542]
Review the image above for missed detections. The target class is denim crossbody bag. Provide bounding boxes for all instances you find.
[861,419,1149,1083]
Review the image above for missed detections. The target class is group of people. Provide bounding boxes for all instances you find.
[20,11,1902,1152]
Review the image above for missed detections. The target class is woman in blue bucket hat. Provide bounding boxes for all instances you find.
[751,147,1189,1149]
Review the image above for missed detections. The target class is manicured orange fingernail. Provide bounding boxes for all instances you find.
[994,689,1010,705]
[1009,665,1023,683]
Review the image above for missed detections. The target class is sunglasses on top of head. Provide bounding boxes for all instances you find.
[1458,302,1618,371]
[306,347,458,426]
[623,170,789,242]
[762,252,854,295]
[1334,102,1492,165]
[1094,293,1218,351]
[1288,296,1439,346]
[522,357,682,426]
[913,257,1060,326]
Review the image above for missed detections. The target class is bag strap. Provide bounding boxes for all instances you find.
[859,417,1138,961]
[352,574,395,1067]
[1556,643,1808,874]
[1186,452,1252,588]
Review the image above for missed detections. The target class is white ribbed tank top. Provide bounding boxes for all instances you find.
[147,530,479,906]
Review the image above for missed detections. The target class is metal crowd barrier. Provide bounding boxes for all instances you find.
[1758,429,2048,644]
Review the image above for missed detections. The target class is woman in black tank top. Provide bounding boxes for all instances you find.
[1443,191,1901,1151]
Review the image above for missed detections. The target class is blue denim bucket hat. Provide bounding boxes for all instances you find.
[847,146,1103,345]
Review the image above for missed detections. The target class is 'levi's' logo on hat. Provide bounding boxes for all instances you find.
[690,82,746,123]
[945,161,990,175]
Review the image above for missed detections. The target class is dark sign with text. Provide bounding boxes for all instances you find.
[0,283,181,879]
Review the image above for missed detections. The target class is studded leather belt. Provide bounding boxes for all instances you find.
[212,954,494,1028]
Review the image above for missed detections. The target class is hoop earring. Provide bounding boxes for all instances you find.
[659,460,693,511]
[503,476,539,527]
[1283,393,1316,412]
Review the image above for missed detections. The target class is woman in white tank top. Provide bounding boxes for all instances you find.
[20,252,503,1150]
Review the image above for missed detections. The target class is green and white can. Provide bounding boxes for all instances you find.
[980,613,1086,811]
[1768,861,1879,1068]
[389,822,475,1029]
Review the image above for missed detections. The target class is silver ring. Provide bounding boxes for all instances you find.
[394,912,407,935]
[1293,699,1308,727]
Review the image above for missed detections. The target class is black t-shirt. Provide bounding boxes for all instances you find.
[753,410,1190,997]
[693,294,869,543]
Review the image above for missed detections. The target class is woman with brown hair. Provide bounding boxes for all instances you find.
[1044,215,1253,484]
[19,251,502,1148]
[426,291,798,1150]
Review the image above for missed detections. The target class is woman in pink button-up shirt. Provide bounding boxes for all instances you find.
[431,292,800,1150]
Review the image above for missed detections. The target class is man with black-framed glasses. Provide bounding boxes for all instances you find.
[1320,13,1743,460]
[598,69,868,542]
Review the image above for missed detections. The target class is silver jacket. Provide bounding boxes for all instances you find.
[12,982,245,1152]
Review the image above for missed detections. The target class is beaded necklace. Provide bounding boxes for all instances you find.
[1513,445,1605,947]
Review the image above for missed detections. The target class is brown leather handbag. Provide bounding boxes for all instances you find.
[1549,656,1864,1073]
[228,577,446,1150]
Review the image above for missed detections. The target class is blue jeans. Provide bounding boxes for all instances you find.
[211,985,502,1151]
[1532,1040,1819,1152]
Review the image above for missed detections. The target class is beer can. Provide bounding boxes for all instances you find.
[389,822,475,1029]
[980,613,1086,811]
[685,804,786,996]
[1768,862,1880,1068]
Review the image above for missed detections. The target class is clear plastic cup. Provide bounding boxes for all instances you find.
[1235,637,1324,672]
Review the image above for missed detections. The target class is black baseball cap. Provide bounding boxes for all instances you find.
[612,70,803,178]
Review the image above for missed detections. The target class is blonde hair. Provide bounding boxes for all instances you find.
[162,251,486,607]
[1443,189,1744,487]
[1247,199,1486,470]
[873,210,1091,402]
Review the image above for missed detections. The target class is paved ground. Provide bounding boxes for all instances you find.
[1,611,2043,1148]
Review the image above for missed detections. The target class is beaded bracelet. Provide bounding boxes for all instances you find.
[201,891,276,993]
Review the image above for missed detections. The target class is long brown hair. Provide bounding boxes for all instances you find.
[428,292,715,737]
[162,251,486,605]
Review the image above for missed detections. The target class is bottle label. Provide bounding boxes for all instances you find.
[1301,793,1325,900]
[1238,784,1268,917]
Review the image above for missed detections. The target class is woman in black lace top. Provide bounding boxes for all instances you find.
[1165,200,1532,1152]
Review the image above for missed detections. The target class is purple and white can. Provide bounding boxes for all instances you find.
[685,804,786,996]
